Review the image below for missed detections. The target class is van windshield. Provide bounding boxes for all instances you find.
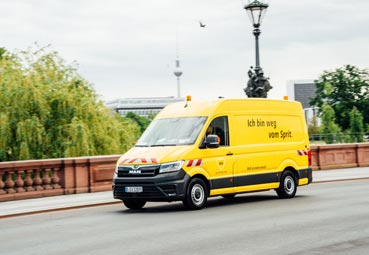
[136,117,207,146]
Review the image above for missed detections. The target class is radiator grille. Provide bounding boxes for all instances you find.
[117,165,160,177]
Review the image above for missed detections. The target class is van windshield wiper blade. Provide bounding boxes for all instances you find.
[150,144,177,147]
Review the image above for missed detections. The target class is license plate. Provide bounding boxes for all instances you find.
[125,186,143,193]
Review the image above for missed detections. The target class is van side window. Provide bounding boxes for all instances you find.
[206,116,230,146]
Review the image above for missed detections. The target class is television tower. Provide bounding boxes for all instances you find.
[173,57,182,98]
[173,23,183,98]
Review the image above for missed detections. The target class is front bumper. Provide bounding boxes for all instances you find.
[112,168,191,202]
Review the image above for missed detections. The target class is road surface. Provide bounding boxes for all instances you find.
[1,179,369,255]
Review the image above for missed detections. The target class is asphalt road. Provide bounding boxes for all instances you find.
[1,180,369,255]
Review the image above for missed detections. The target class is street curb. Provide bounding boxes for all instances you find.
[312,176,369,184]
[0,201,121,219]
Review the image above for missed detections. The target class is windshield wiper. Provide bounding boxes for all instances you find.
[135,145,149,147]
[150,144,177,147]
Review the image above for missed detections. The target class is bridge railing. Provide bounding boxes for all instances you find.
[1,144,369,202]
[0,155,119,202]
[311,143,369,170]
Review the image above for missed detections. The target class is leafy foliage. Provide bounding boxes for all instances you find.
[125,112,151,133]
[0,46,141,161]
[0,47,6,60]
[310,65,369,131]
[320,103,342,144]
[349,107,364,142]
[307,114,320,135]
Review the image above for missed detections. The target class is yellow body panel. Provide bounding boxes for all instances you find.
[298,178,309,185]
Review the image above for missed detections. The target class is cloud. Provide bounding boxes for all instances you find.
[0,0,368,101]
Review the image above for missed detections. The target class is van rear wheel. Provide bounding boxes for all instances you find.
[276,170,297,199]
[123,199,146,210]
[183,178,208,210]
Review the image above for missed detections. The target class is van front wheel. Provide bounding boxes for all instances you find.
[183,178,208,210]
[276,171,297,199]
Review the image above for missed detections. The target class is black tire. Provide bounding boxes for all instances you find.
[183,178,208,210]
[276,170,297,199]
[123,199,146,210]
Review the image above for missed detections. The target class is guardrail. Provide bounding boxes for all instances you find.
[1,143,369,202]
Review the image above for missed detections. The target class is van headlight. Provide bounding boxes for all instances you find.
[159,161,184,174]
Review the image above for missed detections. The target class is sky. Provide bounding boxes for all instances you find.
[1,0,369,102]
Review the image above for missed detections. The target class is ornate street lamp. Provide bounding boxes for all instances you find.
[243,0,272,98]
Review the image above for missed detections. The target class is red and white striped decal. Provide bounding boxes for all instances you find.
[186,159,203,167]
[297,150,308,156]
[121,158,158,164]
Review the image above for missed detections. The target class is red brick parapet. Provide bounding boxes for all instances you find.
[0,155,120,202]
[311,143,369,170]
[1,143,369,202]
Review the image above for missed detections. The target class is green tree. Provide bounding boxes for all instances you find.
[320,103,341,144]
[0,46,141,161]
[125,112,151,133]
[307,114,321,141]
[349,107,364,142]
[310,65,369,130]
[0,47,6,60]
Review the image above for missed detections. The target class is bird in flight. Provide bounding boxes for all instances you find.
[199,20,206,28]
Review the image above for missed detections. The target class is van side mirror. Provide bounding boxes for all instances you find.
[206,135,219,149]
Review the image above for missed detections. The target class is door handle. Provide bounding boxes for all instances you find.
[226,152,233,156]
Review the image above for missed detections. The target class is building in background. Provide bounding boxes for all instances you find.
[105,97,184,117]
[287,80,319,125]
[287,80,316,108]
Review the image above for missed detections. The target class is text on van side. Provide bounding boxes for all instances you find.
[247,118,277,129]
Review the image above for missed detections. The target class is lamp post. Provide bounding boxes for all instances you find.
[243,0,272,98]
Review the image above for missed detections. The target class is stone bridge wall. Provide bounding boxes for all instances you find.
[1,143,368,202]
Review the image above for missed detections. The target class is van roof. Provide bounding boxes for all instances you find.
[156,98,303,119]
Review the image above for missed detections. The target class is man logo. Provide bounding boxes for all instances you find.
[133,165,140,169]
[129,169,141,174]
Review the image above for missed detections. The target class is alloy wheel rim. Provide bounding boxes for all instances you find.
[284,176,295,195]
[191,184,204,206]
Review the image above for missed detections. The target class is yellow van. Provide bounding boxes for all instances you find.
[113,98,312,210]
